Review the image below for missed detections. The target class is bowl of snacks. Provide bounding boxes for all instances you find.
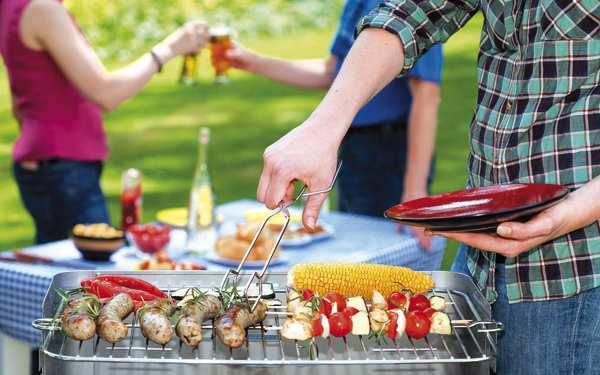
[127,223,171,255]
[71,223,126,261]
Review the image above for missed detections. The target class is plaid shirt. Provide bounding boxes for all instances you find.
[359,0,600,303]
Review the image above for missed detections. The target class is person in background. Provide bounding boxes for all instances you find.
[225,0,443,251]
[0,0,209,244]
[254,0,600,374]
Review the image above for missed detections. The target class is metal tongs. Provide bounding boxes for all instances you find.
[219,157,343,312]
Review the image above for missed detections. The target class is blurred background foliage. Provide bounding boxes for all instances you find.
[1,0,482,270]
[65,0,343,61]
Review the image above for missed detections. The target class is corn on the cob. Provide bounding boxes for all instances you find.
[287,262,435,300]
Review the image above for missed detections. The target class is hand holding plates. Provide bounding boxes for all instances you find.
[384,183,569,232]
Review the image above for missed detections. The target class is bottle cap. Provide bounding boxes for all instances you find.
[200,127,210,144]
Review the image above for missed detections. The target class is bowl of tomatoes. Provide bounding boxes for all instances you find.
[127,223,171,255]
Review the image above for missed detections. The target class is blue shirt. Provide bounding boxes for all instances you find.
[331,0,443,127]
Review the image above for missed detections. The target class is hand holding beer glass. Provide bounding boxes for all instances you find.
[209,26,233,85]
[179,52,199,85]
[178,21,210,85]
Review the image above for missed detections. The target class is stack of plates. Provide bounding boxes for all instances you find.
[384,183,569,232]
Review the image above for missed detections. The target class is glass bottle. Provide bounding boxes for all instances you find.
[120,168,142,232]
[186,127,217,254]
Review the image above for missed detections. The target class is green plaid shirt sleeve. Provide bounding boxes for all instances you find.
[359,0,600,304]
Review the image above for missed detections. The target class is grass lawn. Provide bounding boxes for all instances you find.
[0,13,483,270]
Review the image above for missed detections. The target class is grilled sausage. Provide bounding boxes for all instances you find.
[176,294,222,347]
[61,293,98,341]
[139,298,176,345]
[96,293,135,343]
[216,300,267,348]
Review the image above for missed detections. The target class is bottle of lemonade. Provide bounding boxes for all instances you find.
[186,127,217,254]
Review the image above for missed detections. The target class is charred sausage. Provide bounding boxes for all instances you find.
[139,298,176,345]
[176,293,222,347]
[96,293,135,343]
[216,300,267,348]
[61,293,98,341]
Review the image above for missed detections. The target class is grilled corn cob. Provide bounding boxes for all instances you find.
[287,262,434,300]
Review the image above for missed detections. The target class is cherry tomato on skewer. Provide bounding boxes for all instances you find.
[388,291,409,310]
[329,311,352,337]
[408,294,430,312]
[324,292,346,316]
[405,311,431,339]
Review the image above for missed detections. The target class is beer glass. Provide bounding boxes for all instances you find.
[209,26,232,85]
[179,52,198,85]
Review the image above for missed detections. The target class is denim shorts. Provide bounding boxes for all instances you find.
[13,159,110,244]
[452,244,600,375]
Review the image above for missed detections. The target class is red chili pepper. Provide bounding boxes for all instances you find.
[89,279,162,302]
[387,311,399,340]
[87,275,167,298]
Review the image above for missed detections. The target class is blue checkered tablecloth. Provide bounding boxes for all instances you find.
[0,200,445,347]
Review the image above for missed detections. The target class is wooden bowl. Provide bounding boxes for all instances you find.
[70,233,125,261]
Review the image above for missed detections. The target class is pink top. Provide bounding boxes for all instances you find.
[0,0,108,162]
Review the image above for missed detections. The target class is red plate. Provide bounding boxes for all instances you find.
[384,183,569,232]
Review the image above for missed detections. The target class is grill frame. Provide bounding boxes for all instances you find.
[35,270,498,374]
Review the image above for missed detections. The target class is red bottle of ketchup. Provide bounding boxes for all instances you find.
[120,168,142,232]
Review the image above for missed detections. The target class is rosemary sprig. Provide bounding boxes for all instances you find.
[310,295,331,315]
[54,288,70,314]
[188,287,207,303]
[389,300,407,312]
[368,318,390,344]
[215,280,248,319]
[70,294,101,319]
[298,338,319,360]
[393,281,414,297]
[136,299,175,326]
[173,304,190,328]
[45,289,100,338]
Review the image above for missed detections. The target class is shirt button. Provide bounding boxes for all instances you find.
[507,101,513,111]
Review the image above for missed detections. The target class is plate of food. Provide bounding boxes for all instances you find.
[276,222,334,247]
[244,207,303,225]
[204,249,286,269]
[384,183,569,232]
[134,249,205,270]
[211,221,284,267]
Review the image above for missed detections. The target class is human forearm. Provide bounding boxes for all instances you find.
[226,44,336,90]
[89,23,207,112]
[24,2,206,113]
[402,79,440,202]
[311,28,405,126]
[254,56,335,90]
[258,27,406,228]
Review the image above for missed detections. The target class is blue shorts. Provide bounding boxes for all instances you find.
[13,159,111,244]
[452,244,600,374]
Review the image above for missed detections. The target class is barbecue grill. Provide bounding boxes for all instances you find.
[33,270,501,374]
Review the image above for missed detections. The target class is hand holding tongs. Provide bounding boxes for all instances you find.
[219,157,343,312]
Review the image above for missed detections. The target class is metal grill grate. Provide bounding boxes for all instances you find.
[34,271,501,368]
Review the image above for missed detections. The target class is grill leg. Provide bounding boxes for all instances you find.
[31,347,40,375]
